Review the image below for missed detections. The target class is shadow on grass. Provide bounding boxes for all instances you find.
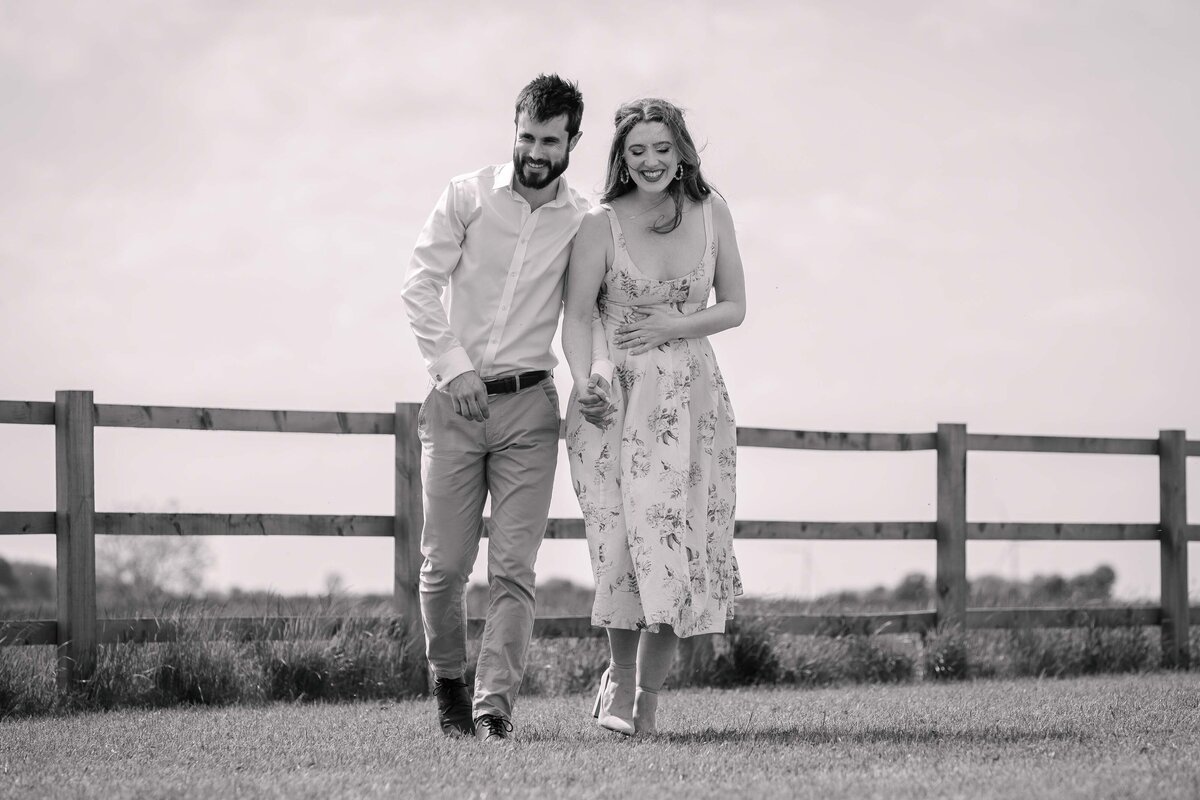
[520,724,1087,746]
[652,726,1089,746]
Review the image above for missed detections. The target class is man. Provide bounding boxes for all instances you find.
[402,74,610,742]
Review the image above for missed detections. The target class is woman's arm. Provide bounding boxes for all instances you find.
[615,195,746,355]
[562,208,615,410]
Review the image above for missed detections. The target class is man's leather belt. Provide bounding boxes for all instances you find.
[483,370,550,395]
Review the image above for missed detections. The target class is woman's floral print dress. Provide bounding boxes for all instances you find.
[566,197,742,638]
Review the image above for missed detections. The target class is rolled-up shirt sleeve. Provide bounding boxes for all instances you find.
[402,181,475,389]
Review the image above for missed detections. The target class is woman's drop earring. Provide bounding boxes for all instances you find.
[675,163,685,180]
[619,164,630,185]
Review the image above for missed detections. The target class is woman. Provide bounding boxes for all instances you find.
[562,98,746,736]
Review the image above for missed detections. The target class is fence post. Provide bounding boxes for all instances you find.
[55,390,97,689]
[394,403,427,681]
[1157,429,1189,669]
[936,423,968,632]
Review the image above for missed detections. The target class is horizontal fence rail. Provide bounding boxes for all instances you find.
[0,393,1195,687]
[734,428,937,451]
[966,433,1161,455]
[9,606,1199,649]
[6,514,1199,542]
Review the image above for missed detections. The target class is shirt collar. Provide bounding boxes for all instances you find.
[493,162,516,192]
[492,162,573,208]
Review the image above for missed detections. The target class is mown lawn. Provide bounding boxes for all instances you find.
[2,673,1198,799]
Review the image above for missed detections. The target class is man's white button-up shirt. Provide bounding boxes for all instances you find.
[404,162,609,390]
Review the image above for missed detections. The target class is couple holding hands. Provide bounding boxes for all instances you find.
[402,73,746,742]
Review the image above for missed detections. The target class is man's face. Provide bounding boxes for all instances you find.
[512,112,579,190]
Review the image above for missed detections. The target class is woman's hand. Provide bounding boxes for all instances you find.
[575,374,615,428]
[614,306,683,355]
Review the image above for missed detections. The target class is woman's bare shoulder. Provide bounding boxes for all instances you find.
[580,204,613,232]
[583,203,612,221]
[707,191,736,231]
[575,204,615,249]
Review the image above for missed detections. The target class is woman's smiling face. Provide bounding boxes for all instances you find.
[623,121,679,194]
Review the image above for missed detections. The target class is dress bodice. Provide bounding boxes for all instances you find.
[597,197,717,322]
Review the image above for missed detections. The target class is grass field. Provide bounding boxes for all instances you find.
[2,673,1198,799]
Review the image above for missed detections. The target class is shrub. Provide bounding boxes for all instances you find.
[258,617,424,702]
[775,635,846,687]
[0,647,55,718]
[261,644,331,702]
[520,637,609,696]
[705,618,782,687]
[152,639,263,706]
[1006,629,1073,678]
[318,617,425,700]
[842,634,915,684]
[1004,626,1156,679]
[73,642,162,710]
[923,625,971,681]
[1078,626,1153,675]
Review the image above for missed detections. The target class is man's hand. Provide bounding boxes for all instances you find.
[446,371,489,421]
[576,374,615,428]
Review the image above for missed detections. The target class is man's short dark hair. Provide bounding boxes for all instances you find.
[514,74,583,138]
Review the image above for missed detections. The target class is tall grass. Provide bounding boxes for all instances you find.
[0,608,424,718]
[719,623,918,687]
[658,621,1185,689]
[261,616,425,702]
[2,608,1196,719]
[0,643,54,716]
[922,624,973,680]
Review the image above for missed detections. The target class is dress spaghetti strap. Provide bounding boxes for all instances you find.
[600,204,624,259]
[702,195,715,261]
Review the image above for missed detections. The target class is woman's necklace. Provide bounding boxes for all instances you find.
[622,194,670,219]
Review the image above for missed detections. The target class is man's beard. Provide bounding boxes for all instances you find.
[513,152,569,190]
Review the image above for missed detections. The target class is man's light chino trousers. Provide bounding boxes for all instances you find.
[417,378,560,721]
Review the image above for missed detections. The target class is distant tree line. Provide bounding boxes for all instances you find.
[469,566,1120,618]
[822,564,1117,608]
[2,551,1118,618]
[0,557,54,604]
[0,537,211,615]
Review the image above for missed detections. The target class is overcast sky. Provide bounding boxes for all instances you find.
[2,1,1197,600]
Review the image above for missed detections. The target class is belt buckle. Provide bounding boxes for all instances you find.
[514,373,526,392]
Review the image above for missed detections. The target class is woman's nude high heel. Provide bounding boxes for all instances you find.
[591,664,635,735]
[633,686,659,735]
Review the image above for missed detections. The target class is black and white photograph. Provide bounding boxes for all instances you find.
[1,2,1198,797]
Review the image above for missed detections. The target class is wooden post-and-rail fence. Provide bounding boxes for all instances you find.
[1,392,1196,689]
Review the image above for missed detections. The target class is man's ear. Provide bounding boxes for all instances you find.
[568,130,583,152]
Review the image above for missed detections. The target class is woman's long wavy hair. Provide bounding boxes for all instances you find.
[601,98,711,234]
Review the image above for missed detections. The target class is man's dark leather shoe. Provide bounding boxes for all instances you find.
[474,714,513,742]
[433,677,474,737]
